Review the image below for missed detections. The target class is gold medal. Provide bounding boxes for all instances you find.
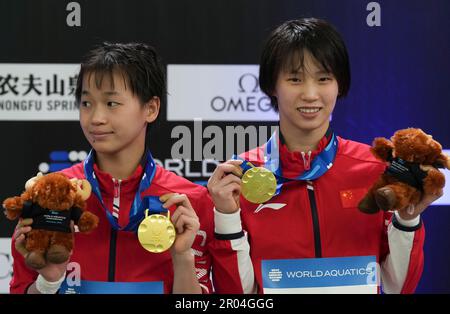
[241,167,277,204]
[138,209,176,253]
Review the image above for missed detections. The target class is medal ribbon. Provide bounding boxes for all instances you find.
[83,149,165,231]
[234,128,339,197]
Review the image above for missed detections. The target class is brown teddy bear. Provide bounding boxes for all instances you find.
[358,128,450,214]
[2,172,99,269]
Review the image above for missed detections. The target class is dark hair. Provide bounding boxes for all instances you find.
[259,18,351,110]
[75,42,166,108]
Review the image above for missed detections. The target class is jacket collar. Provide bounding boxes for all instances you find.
[91,150,146,198]
[278,126,333,178]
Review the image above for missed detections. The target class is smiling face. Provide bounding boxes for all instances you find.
[79,69,158,157]
[273,50,339,138]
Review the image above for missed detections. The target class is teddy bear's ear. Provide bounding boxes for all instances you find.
[70,179,92,201]
[434,153,450,170]
[371,137,394,161]
[24,172,43,191]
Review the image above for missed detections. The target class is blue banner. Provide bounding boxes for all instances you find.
[262,256,378,293]
[59,280,164,294]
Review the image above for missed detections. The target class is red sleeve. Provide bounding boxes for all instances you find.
[400,222,425,294]
[192,190,249,294]
[208,204,252,294]
[209,236,246,294]
[380,211,425,294]
[379,211,391,263]
[190,190,214,294]
[9,230,38,294]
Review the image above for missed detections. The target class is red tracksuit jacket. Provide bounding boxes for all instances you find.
[210,135,425,294]
[10,162,214,294]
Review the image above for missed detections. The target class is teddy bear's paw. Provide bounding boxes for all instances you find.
[2,196,23,213]
[423,170,446,193]
[357,195,380,214]
[78,212,99,233]
[375,187,397,211]
[46,245,70,264]
[25,251,47,270]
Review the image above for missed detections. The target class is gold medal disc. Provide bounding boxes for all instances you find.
[138,209,176,253]
[241,167,277,204]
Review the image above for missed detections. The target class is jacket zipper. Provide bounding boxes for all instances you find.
[301,151,312,170]
[108,178,121,282]
[112,179,121,219]
[108,228,117,281]
[306,180,322,258]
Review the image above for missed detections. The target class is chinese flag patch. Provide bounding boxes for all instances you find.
[340,188,368,208]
